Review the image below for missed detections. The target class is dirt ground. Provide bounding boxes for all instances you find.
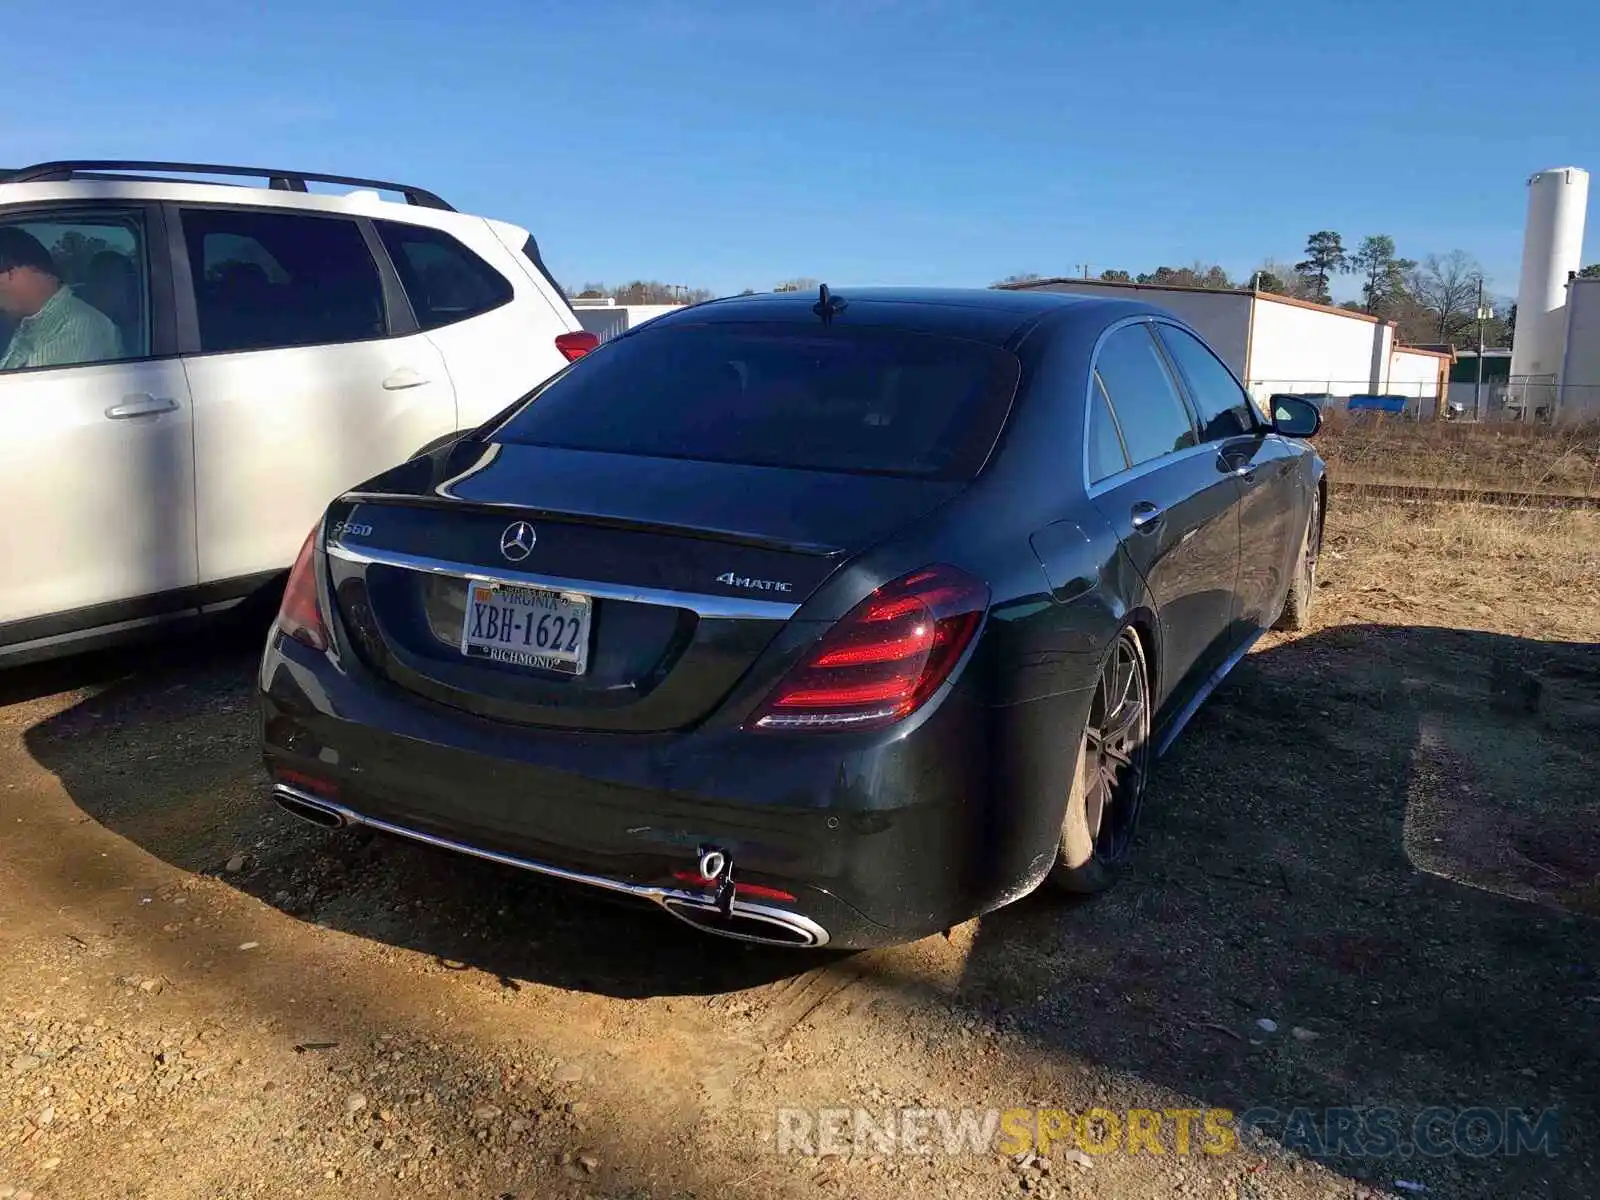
[2,497,1597,1200]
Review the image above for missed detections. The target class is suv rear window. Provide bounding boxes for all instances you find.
[492,322,1021,480]
[376,221,512,330]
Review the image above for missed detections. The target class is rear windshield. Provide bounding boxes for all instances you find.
[492,321,1021,480]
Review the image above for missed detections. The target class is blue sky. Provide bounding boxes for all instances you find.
[5,0,1594,301]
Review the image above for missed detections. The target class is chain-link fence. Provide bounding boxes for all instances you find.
[1247,382,1443,421]
[1500,376,1600,424]
[1249,378,1600,424]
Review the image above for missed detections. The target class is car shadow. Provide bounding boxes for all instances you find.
[11,627,831,998]
[17,620,1600,1195]
[946,621,1600,1196]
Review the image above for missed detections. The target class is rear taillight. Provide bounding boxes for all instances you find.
[555,330,599,362]
[278,528,328,651]
[749,565,988,732]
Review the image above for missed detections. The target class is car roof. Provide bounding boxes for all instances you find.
[2,159,450,204]
[645,286,1165,348]
[0,176,420,213]
[0,176,497,237]
[0,177,529,253]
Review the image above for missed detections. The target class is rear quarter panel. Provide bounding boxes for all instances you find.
[812,307,1159,909]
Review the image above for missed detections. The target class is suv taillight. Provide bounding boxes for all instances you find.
[748,565,988,732]
[278,528,328,651]
[555,330,599,362]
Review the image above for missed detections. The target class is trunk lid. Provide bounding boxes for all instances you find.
[323,441,963,732]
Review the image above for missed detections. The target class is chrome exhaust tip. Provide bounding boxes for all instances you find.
[271,785,347,829]
[659,897,828,948]
[697,847,728,882]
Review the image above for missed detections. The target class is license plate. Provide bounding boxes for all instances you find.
[460,581,592,675]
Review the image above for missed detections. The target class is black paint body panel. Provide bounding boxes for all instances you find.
[259,288,1325,947]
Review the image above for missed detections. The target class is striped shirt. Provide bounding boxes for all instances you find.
[0,285,123,371]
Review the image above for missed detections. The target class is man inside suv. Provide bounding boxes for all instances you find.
[0,227,122,371]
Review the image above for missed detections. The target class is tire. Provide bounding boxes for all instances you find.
[1274,488,1322,632]
[1048,626,1152,895]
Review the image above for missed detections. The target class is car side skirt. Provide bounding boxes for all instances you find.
[0,570,284,665]
[1153,625,1265,758]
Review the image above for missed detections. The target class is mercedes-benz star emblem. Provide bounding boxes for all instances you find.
[499,521,537,562]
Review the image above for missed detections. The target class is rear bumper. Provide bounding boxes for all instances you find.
[269,780,831,946]
[259,627,1083,950]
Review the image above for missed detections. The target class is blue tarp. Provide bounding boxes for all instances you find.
[1347,394,1409,414]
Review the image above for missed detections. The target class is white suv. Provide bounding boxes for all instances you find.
[0,160,594,665]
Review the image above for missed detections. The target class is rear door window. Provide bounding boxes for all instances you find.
[375,221,513,330]
[492,322,1021,480]
[1087,376,1131,483]
[180,208,385,353]
[1091,324,1198,469]
[1154,323,1260,438]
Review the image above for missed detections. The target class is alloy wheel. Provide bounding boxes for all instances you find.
[1304,492,1322,590]
[1080,630,1150,863]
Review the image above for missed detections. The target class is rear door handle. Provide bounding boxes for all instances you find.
[105,394,179,419]
[1130,501,1163,531]
[382,368,430,391]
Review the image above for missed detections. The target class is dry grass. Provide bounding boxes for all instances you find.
[1314,412,1600,496]
[1319,495,1600,642]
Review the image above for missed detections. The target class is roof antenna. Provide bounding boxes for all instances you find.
[813,283,846,324]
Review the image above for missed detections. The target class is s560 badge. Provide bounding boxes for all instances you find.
[716,572,792,593]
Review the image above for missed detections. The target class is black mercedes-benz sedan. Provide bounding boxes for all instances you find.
[259,287,1325,950]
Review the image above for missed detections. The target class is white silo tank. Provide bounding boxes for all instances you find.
[1509,166,1589,381]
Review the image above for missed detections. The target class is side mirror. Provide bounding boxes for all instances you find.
[1272,395,1321,438]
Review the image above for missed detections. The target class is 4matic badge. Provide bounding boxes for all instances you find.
[716,572,792,593]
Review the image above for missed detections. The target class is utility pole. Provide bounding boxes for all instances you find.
[1474,277,1488,421]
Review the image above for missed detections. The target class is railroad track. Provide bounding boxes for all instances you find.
[1331,480,1600,510]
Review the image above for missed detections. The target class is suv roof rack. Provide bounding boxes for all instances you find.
[3,160,454,211]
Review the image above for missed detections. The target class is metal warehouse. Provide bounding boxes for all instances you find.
[1556,275,1600,419]
[1000,277,1452,417]
[570,297,685,343]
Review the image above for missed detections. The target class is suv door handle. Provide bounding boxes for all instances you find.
[105,394,179,419]
[1130,501,1163,531]
[382,368,430,390]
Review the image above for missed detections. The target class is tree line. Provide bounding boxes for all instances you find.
[569,281,717,305]
[1283,233,1510,348]
[575,256,1600,350]
[566,278,823,303]
[998,234,1600,349]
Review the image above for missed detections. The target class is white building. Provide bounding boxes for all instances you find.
[1557,276,1600,419]
[1001,278,1452,416]
[570,296,684,343]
